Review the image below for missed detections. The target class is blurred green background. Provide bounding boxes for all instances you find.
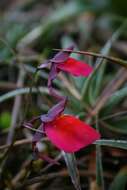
[0,0,127,190]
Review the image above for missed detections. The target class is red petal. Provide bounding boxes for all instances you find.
[45,115,100,153]
[57,57,93,77]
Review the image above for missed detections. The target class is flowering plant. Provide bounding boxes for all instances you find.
[23,46,100,162]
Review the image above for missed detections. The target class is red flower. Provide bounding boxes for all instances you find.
[38,46,93,100]
[38,46,93,77]
[44,114,100,153]
[24,46,99,162]
[56,57,93,77]
[29,93,100,154]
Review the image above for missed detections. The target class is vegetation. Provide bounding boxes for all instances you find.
[0,0,127,189]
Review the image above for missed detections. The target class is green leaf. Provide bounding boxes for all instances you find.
[18,1,87,48]
[104,117,127,134]
[96,115,104,189]
[0,87,48,103]
[109,167,127,190]
[0,112,11,129]
[96,145,104,189]
[81,20,127,105]
[103,87,127,115]
[0,24,27,61]
[95,139,127,150]
[93,20,127,98]
[62,151,81,190]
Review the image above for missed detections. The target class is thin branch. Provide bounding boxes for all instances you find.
[53,49,127,69]
[23,124,45,134]
[15,170,113,189]
[0,137,48,151]
[7,66,25,144]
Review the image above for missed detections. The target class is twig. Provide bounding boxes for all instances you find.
[22,124,45,134]
[0,82,18,90]
[53,49,127,69]
[7,65,25,144]
[40,153,62,173]
[12,158,32,186]
[0,138,32,150]
[15,170,113,189]
[0,138,48,151]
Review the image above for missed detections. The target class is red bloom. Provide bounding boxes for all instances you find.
[25,46,99,162]
[44,114,100,153]
[56,57,93,77]
[38,46,93,100]
[38,46,93,77]
[30,99,100,154]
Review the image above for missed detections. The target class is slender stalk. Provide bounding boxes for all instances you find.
[96,115,105,190]
[7,66,25,144]
[53,49,127,69]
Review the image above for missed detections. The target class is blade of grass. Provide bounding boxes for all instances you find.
[7,66,25,144]
[93,19,127,98]
[96,115,104,190]
[109,167,127,190]
[18,1,87,48]
[100,118,127,134]
[0,87,49,103]
[90,68,127,117]
[103,87,127,114]
[95,139,127,150]
[62,151,81,190]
